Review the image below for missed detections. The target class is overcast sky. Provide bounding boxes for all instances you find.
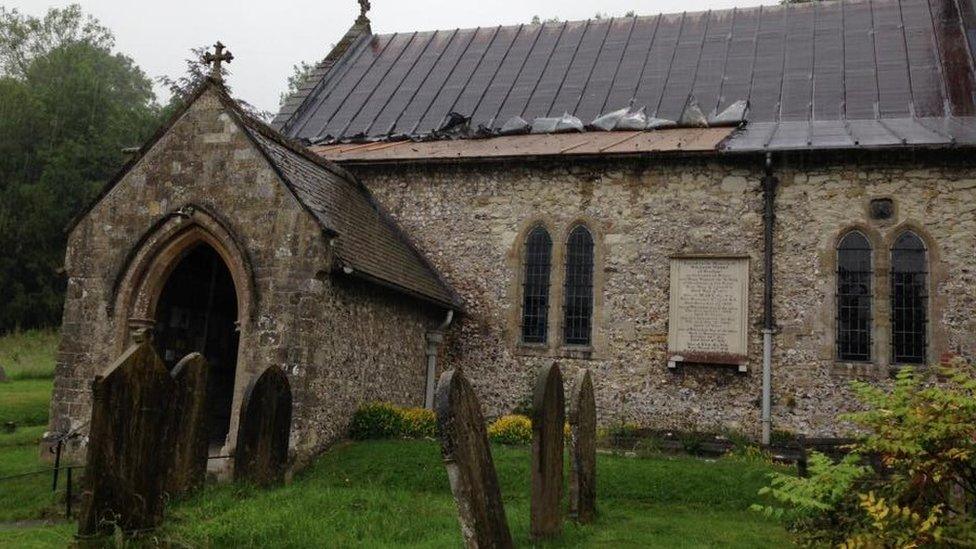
[9,0,776,114]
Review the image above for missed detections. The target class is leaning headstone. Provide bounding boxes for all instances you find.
[78,342,176,538]
[435,369,513,549]
[568,369,596,523]
[531,363,565,539]
[234,365,292,487]
[166,353,210,497]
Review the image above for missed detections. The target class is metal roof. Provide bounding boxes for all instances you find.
[724,116,976,151]
[277,0,976,153]
[311,127,736,163]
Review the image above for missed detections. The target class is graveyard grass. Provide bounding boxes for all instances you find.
[0,330,58,427]
[0,330,790,547]
[161,441,788,548]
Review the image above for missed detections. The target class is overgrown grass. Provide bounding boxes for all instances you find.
[0,330,57,428]
[0,435,788,547]
[0,426,77,524]
[0,331,71,533]
[159,440,787,548]
[0,330,59,380]
[0,379,53,427]
[0,330,788,546]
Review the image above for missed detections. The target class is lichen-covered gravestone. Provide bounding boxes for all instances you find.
[435,369,513,549]
[568,369,596,523]
[78,342,176,538]
[234,365,292,487]
[531,363,565,539]
[166,353,210,497]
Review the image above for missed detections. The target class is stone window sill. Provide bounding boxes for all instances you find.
[557,346,594,360]
[829,361,890,380]
[513,343,598,360]
[515,343,551,358]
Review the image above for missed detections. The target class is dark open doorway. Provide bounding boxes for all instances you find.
[155,244,240,448]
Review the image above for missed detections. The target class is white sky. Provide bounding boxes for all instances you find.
[8,0,777,114]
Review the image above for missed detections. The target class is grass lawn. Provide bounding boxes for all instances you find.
[0,329,790,547]
[0,439,791,548]
[0,426,78,525]
[0,329,76,546]
[0,330,58,428]
[158,441,788,548]
[0,330,59,380]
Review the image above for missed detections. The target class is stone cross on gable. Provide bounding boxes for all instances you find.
[359,0,371,18]
[202,41,233,81]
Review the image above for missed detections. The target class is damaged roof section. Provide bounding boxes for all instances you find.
[277,0,976,152]
[312,127,736,163]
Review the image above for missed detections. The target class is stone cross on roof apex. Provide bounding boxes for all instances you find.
[357,0,371,23]
[202,41,233,81]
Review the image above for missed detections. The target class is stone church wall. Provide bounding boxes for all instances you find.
[357,154,976,438]
[51,89,438,463]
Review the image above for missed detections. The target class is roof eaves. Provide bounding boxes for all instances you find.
[334,257,465,312]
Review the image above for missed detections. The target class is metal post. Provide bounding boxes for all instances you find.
[51,440,62,492]
[65,466,73,518]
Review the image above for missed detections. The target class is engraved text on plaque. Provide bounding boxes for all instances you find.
[667,256,749,371]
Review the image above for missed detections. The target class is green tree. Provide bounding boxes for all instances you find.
[0,5,160,333]
[279,60,315,107]
[158,45,270,121]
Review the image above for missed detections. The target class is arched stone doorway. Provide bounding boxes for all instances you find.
[154,243,240,448]
[111,206,257,459]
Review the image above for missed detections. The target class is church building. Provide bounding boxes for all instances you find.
[50,0,976,463]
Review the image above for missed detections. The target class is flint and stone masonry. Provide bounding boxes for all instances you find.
[357,154,976,438]
[50,88,445,464]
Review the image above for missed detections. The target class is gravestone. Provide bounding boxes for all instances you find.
[78,342,176,538]
[435,369,513,549]
[234,365,292,487]
[531,363,565,539]
[0,364,7,383]
[166,353,210,497]
[568,369,596,523]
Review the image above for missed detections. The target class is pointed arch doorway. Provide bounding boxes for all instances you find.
[154,243,240,450]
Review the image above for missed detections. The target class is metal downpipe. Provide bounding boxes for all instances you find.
[761,153,778,445]
[425,310,454,409]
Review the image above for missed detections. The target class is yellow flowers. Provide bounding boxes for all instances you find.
[487,414,532,445]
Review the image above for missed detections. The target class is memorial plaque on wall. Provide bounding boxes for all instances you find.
[667,256,749,371]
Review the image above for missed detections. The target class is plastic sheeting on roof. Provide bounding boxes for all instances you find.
[530,113,584,134]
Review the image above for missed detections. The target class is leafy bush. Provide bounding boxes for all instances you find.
[605,422,641,449]
[348,403,404,440]
[752,452,870,546]
[841,364,976,546]
[348,403,437,440]
[754,362,976,547]
[400,407,436,439]
[488,415,532,445]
